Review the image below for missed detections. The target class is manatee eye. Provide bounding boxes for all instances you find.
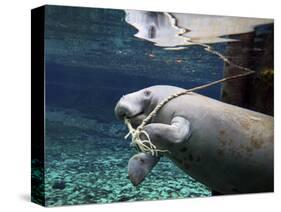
[144,90,151,97]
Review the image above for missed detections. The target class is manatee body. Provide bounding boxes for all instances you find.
[114,85,273,194]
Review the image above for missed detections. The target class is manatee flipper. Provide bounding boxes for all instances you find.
[128,153,160,186]
[143,116,191,148]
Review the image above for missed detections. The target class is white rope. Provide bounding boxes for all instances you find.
[124,118,169,156]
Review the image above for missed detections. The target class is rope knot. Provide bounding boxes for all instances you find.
[124,117,169,156]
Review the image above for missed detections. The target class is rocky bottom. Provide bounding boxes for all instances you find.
[32,108,211,206]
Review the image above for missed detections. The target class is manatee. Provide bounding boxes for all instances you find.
[114,85,273,194]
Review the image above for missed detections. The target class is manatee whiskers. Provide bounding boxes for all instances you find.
[124,117,169,156]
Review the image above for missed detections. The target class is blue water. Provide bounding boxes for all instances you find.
[31,5,272,206]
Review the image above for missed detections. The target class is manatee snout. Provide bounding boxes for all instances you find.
[114,101,131,120]
[114,95,147,127]
[128,153,160,186]
[114,95,141,120]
